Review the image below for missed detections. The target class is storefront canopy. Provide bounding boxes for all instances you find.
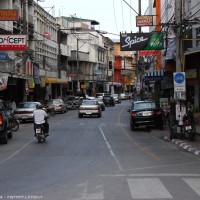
[45,77,67,84]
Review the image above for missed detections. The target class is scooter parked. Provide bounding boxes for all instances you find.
[182,110,196,141]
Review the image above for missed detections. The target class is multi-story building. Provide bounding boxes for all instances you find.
[0,0,114,104]
[146,0,200,111]
[56,16,115,96]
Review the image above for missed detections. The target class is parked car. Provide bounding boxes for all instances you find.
[128,100,163,131]
[103,94,115,106]
[78,99,102,118]
[112,94,121,103]
[94,98,105,111]
[45,99,67,114]
[95,93,105,99]
[120,93,128,100]
[66,96,81,106]
[13,101,42,122]
[0,100,12,144]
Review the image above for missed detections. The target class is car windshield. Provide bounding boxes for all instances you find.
[82,100,97,105]
[134,102,156,110]
[18,103,37,108]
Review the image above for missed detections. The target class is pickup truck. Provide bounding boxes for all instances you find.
[0,100,12,144]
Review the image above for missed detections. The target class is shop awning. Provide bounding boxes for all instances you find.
[45,77,67,84]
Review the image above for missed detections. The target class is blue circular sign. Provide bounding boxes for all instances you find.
[174,73,185,84]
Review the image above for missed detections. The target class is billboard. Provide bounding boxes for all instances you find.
[0,9,18,21]
[0,35,27,51]
[136,15,153,27]
[120,32,164,51]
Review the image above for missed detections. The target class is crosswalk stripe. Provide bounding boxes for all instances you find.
[127,178,173,199]
[183,178,200,196]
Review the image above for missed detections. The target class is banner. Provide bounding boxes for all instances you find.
[120,32,164,51]
[0,75,8,91]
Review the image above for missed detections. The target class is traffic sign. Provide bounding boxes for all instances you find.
[174,72,186,92]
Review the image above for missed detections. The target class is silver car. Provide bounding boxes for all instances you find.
[78,100,102,118]
[112,94,121,103]
[45,99,67,114]
[13,102,42,122]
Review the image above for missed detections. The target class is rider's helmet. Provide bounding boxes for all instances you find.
[36,104,43,109]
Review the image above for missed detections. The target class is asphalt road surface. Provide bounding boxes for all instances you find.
[1,100,200,200]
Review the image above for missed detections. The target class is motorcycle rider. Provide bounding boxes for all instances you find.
[33,104,49,136]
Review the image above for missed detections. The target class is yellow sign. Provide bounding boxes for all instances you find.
[81,84,87,89]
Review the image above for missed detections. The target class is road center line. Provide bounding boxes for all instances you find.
[98,126,123,171]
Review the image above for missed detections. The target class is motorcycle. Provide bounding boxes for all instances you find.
[34,123,48,143]
[6,109,20,132]
[182,110,196,141]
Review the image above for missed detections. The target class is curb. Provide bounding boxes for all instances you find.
[163,136,200,157]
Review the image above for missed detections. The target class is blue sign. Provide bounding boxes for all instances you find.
[0,53,8,60]
[174,72,185,84]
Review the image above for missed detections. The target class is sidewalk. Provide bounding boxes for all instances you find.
[152,125,200,157]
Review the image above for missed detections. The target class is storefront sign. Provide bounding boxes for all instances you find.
[0,35,27,51]
[0,9,18,21]
[120,32,164,51]
[0,53,8,60]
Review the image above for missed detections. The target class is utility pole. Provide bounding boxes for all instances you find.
[175,0,182,72]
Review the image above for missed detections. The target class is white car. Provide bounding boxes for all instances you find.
[78,100,101,118]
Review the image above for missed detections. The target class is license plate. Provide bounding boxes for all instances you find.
[86,112,91,115]
[22,116,28,118]
[36,128,41,133]
[143,111,151,116]
[185,126,192,130]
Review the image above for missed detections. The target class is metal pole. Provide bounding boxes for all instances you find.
[76,38,80,91]
[175,0,182,72]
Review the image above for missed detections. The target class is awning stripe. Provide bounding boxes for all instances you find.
[45,77,67,84]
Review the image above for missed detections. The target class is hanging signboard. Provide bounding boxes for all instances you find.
[136,15,153,27]
[0,35,27,51]
[0,9,18,21]
[120,32,164,51]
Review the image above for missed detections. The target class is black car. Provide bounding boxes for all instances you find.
[128,100,163,131]
[103,95,115,106]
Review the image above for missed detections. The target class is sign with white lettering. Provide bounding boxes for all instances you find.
[0,35,27,51]
[120,32,164,51]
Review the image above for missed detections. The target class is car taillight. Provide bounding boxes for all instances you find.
[131,111,137,117]
[0,114,3,125]
[79,107,85,110]
[156,109,162,115]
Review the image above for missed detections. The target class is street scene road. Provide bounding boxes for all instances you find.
[1,100,200,200]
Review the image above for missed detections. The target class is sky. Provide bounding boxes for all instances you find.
[37,0,149,39]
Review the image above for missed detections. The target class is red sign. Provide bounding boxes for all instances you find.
[68,73,76,77]
[0,9,18,21]
[139,50,159,56]
[0,35,27,51]
[44,32,51,39]
[136,15,153,27]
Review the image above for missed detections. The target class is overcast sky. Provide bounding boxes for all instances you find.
[37,0,149,39]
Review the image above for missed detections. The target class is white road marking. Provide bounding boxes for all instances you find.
[0,138,35,164]
[127,178,173,199]
[183,178,200,196]
[99,173,200,177]
[98,126,123,171]
[72,181,104,200]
